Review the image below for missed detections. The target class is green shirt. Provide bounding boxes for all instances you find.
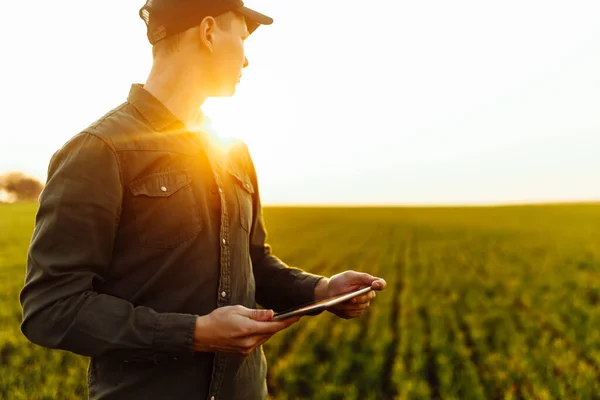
[20,84,324,400]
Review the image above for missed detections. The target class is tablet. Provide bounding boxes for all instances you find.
[271,286,374,322]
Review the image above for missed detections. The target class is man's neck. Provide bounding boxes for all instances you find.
[143,60,208,131]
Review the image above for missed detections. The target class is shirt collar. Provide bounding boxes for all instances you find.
[127,84,225,163]
[128,84,206,133]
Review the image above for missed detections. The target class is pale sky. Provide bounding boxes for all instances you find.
[1,1,600,205]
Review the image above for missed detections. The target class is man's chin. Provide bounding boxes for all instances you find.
[210,85,237,98]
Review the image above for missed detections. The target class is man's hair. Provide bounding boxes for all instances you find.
[152,12,243,59]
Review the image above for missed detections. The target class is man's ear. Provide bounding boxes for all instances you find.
[198,16,217,52]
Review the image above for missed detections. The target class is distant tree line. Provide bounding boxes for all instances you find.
[0,172,44,202]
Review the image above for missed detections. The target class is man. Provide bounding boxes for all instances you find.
[20,1,386,399]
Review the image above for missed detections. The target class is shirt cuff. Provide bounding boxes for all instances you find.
[153,312,197,355]
[296,273,326,305]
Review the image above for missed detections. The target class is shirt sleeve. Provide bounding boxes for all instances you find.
[239,143,326,312]
[20,132,197,359]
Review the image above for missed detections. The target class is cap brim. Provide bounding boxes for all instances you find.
[237,6,273,34]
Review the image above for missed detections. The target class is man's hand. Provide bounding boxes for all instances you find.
[193,306,300,356]
[315,270,387,320]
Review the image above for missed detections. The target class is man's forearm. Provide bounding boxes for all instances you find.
[252,252,324,312]
[21,287,197,359]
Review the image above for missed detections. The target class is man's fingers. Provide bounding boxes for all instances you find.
[372,278,387,290]
[335,301,371,311]
[345,270,386,291]
[249,316,300,336]
[350,291,376,304]
[347,270,378,286]
[234,306,275,322]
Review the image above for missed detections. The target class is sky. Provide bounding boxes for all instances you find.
[1,0,600,205]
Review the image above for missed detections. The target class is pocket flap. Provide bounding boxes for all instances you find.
[130,171,191,197]
[228,170,255,194]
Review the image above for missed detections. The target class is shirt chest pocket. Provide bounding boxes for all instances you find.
[228,170,255,232]
[129,171,202,248]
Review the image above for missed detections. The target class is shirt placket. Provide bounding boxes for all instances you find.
[206,155,230,400]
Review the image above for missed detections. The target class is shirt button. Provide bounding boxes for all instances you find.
[221,291,226,298]
[218,187,223,194]
[160,186,168,192]
[222,238,226,245]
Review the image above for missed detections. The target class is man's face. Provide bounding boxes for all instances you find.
[206,13,249,97]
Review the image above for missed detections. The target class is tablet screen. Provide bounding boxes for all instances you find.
[271,286,373,321]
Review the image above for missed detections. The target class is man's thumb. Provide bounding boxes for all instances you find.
[246,308,274,322]
[351,271,376,285]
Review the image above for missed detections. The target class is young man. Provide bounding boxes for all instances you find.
[20,1,386,399]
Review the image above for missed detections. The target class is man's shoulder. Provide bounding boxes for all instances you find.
[78,101,151,150]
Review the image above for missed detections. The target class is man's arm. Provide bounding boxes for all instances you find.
[20,132,196,359]
[240,144,326,312]
[313,276,331,301]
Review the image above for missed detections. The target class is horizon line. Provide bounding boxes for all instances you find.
[2,199,600,208]
[262,199,600,208]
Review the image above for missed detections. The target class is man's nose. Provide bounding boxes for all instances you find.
[243,57,249,68]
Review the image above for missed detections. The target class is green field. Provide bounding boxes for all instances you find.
[2,203,600,399]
